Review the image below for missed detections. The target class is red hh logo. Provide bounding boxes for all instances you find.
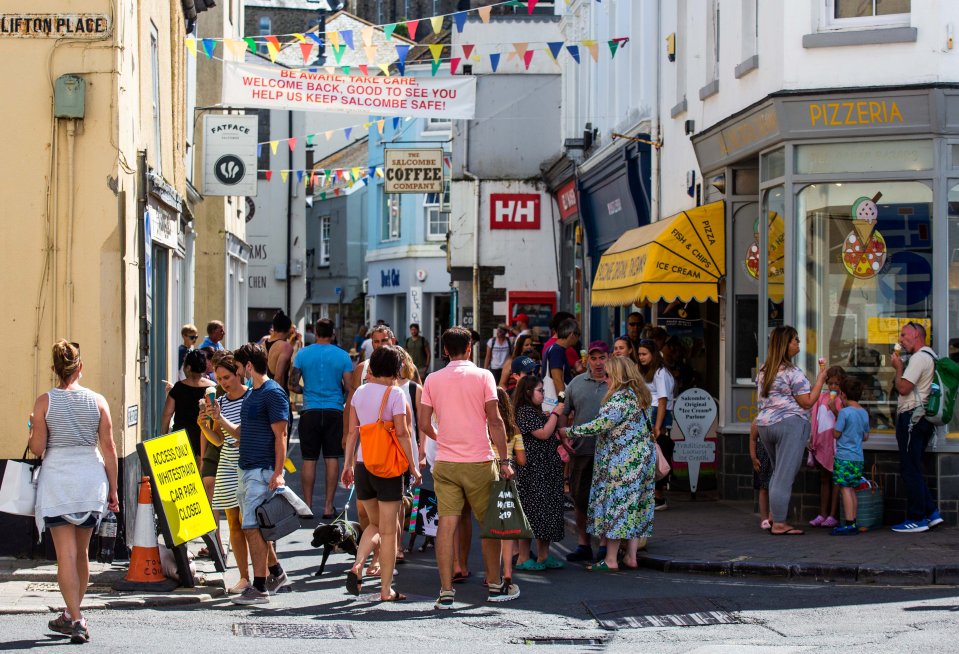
[490,193,541,230]
[556,180,578,220]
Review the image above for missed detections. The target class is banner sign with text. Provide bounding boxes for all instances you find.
[222,61,476,119]
[138,430,217,546]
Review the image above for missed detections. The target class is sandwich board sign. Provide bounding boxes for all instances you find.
[672,388,717,494]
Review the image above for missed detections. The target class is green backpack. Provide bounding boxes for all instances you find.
[917,349,959,426]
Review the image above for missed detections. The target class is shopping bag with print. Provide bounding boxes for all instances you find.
[480,478,533,540]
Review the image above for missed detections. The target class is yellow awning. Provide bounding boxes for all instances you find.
[592,201,726,306]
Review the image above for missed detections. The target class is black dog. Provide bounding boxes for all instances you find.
[311,521,362,577]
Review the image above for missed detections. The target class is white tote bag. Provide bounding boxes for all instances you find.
[542,345,559,412]
[0,456,40,517]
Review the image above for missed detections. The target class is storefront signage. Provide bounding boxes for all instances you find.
[202,114,258,197]
[672,388,717,494]
[866,317,931,345]
[556,180,579,220]
[384,149,443,193]
[381,268,401,288]
[146,205,179,250]
[409,286,422,326]
[490,193,541,230]
[138,430,217,546]
[808,99,903,127]
[0,14,111,38]
[222,61,477,119]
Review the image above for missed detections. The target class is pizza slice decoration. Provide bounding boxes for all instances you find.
[842,192,886,279]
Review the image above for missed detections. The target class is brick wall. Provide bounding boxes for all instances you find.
[717,432,958,527]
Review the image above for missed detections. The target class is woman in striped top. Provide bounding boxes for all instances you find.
[198,353,251,595]
[29,341,118,644]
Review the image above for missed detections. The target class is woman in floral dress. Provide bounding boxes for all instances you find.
[560,356,655,571]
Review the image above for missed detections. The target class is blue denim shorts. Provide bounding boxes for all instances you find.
[237,467,274,529]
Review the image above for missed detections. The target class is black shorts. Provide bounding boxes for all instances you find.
[45,514,98,529]
[569,455,594,513]
[354,462,405,502]
[201,441,221,478]
[298,409,345,460]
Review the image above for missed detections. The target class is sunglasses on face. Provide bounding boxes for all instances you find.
[628,322,641,327]
[189,335,198,341]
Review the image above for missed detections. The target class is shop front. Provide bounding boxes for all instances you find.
[366,256,450,373]
[692,87,959,523]
[577,138,653,343]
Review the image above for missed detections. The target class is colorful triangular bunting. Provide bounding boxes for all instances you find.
[341,30,354,50]
[429,43,444,64]
[406,19,419,41]
[201,38,216,59]
[566,44,580,64]
[431,15,444,34]
[489,52,501,72]
[453,11,467,33]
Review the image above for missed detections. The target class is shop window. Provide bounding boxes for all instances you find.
[797,181,932,435]
[318,216,330,267]
[795,140,932,176]
[945,183,959,435]
[424,117,451,134]
[760,148,784,182]
[825,0,910,29]
[425,192,448,240]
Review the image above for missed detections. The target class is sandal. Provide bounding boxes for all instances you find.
[769,527,804,536]
[514,559,546,571]
[542,555,565,569]
[365,564,381,577]
[380,589,407,602]
[346,569,362,596]
[587,561,619,572]
[760,519,772,530]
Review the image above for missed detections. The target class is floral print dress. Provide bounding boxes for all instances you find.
[567,388,655,539]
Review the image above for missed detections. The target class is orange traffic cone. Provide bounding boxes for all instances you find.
[113,477,177,592]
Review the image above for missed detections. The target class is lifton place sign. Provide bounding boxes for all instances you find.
[0,14,112,39]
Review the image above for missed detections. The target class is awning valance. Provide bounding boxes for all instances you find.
[591,201,726,306]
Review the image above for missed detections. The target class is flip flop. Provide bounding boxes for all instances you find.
[761,519,772,530]
[380,590,407,602]
[587,561,619,572]
[395,557,406,565]
[452,571,471,583]
[770,528,805,536]
[346,569,362,596]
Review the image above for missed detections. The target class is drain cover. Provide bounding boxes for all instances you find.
[584,597,740,630]
[233,623,354,639]
[512,636,609,649]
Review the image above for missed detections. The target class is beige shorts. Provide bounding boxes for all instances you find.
[432,460,498,522]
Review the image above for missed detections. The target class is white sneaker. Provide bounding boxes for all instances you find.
[232,586,270,605]
[487,580,520,603]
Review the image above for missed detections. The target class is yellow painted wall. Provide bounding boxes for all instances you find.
[0,0,189,459]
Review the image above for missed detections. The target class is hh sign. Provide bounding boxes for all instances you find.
[202,114,258,197]
[222,61,476,119]
[490,193,541,230]
[385,149,443,193]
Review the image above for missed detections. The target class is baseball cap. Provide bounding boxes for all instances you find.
[513,312,529,324]
[587,340,609,354]
[511,356,539,375]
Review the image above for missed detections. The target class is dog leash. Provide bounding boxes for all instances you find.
[332,485,355,526]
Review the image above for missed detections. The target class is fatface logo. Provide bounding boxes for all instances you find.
[214,155,245,186]
[490,193,541,230]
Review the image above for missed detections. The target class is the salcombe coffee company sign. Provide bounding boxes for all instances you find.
[384,149,444,194]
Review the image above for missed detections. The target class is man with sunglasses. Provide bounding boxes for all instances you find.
[890,321,942,533]
[622,311,646,355]
[177,324,198,381]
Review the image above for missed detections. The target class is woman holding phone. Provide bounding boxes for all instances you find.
[160,349,215,467]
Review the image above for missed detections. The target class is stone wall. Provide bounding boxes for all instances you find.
[717,432,958,527]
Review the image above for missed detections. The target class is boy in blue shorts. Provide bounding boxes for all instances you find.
[831,378,869,536]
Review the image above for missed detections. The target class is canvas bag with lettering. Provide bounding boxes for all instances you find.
[359,387,409,478]
[480,478,533,540]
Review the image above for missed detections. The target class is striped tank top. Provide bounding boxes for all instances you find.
[212,391,247,510]
[45,388,100,447]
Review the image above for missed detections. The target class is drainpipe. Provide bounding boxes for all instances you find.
[137,150,149,438]
[65,119,77,337]
[651,0,661,224]
[463,117,480,362]
[286,111,293,316]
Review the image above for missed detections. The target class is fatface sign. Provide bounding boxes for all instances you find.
[490,193,541,230]
[0,14,111,38]
[672,388,717,494]
[384,149,443,193]
[203,114,258,197]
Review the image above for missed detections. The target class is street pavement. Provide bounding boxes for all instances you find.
[3,428,959,651]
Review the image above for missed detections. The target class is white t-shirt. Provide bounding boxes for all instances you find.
[361,338,374,360]
[649,367,675,411]
[487,337,511,369]
[351,382,407,463]
[898,346,936,414]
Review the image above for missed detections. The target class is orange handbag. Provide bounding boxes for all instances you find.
[359,387,409,478]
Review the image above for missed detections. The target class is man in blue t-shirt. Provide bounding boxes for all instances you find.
[289,318,354,517]
[212,343,289,605]
[544,318,579,401]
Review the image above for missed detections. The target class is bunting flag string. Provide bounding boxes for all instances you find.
[254,115,416,150]
[186,36,630,75]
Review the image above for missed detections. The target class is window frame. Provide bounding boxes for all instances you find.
[381,192,401,242]
[424,192,448,241]
[150,23,162,175]
[318,215,331,267]
[822,0,911,31]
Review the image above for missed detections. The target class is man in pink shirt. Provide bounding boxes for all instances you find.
[420,327,517,608]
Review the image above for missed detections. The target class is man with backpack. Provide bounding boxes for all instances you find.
[405,323,431,380]
[891,321,943,533]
